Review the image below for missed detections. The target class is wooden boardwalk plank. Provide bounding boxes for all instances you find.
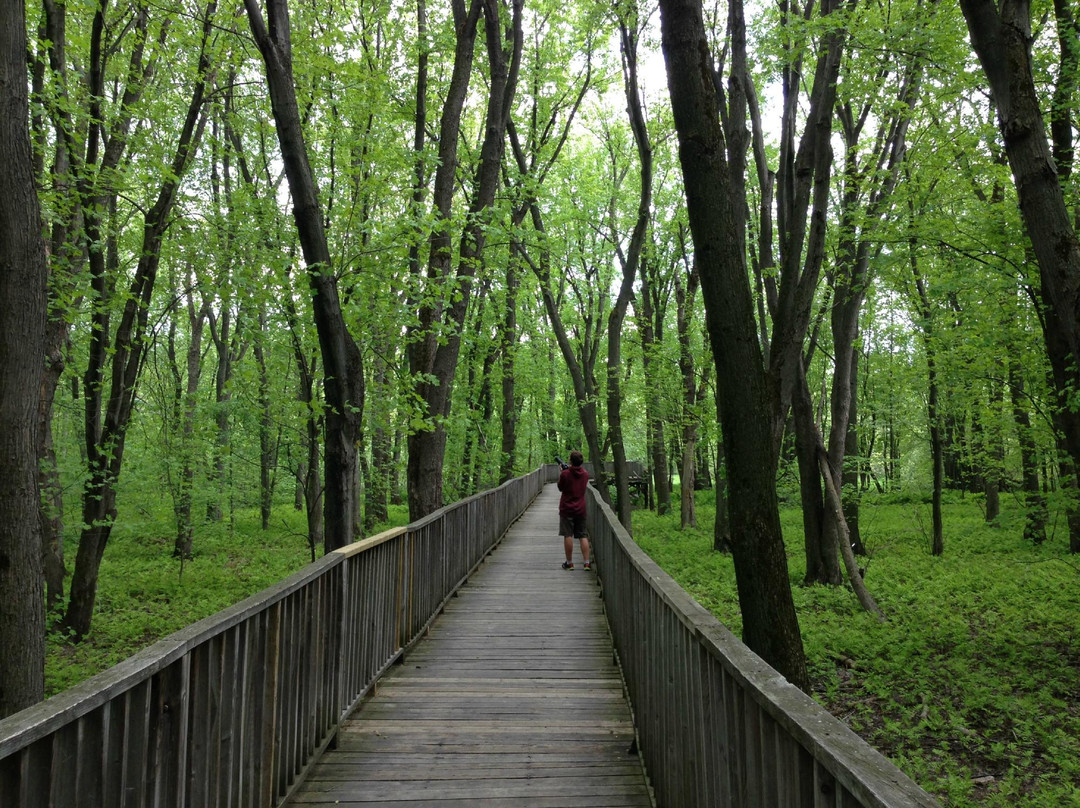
[283,485,652,807]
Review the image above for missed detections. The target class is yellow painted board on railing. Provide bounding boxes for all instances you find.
[333,527,408,558]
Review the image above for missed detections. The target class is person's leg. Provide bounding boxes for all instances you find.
[574,514,590,566]
[559,514,574,568]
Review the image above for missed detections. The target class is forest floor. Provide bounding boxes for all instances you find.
[633,489,1080,808]
[42,490,1078,807]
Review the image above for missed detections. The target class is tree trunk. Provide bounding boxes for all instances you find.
[0,0,48,717]
[35,0,146,612]
[407,0,521,519]
[35,0,86,611]
[637,254,671,516]
[675,254,701,529]
[606,13,652,529]
[1009,359,1047,544]
[1052,439,1080,552]
[504,72,603,495]
[817,449,885,620]
[962,0,1080,516]
[364,332,392,530]
[246,0,365,551]
[172,284,209,560]
[254,304,277,530]
[281,269,324,553]
[794,361,837,584]
[205,93,246,525]
[843,350,865,555]
[206,296,236,523]
[910,240,945,556]
[763,0,848,445]
[713,415,733,554]
[825,58,924,561]
[64,7,214,638]
[1050,406,1080,551]
[390,427,404,506]
[680,439,697,528]
[500,261,519,483]
[985,365,1004,523]
[471,344,496,493]
[607,300,634,530]
[659,0,808,691]
[615,15,661,522]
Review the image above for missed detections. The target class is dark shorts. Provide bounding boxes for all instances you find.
[559,513,587,539]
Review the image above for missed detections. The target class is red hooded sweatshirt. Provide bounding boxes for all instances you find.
[557,464,590,517]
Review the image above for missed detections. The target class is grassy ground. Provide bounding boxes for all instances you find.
[632,490,1080,808]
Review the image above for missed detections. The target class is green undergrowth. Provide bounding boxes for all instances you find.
[45,503,410,697]
[631,491,1080,808]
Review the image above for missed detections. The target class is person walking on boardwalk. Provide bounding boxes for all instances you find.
[558,450,591,570]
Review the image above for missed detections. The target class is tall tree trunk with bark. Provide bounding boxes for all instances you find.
[910,241,945,556]
[500,261,519,483]
[763,0,850,586]
[33,0,86,610]
[281,267,324,552]
[659,0,809,691]
[170,278,209,560]
[0,0,49,717]
[364,329,393,530]
[64,6,215,638]
[254,304,277,530]
[407,0,522,519]
[843,350,865,555]
[1051,424,1080,552]
[1009,358,1047,543]
[503,49,594,480]
[816,56,924,574]
[962,0,1080,547]
[206,92,245,525]
[675,254,701,529]
[794,358,837,583]
[637,255,672,516]
[985,369,1004,523]
[35,0,153,611]
[605,12,653,530]
[714,434,732,552]
[246,0,365,550]
[526,236,608,497]
[761,0,849,444]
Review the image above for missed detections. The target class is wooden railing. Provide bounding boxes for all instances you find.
[585,486,943,808]
[0,469,546,808]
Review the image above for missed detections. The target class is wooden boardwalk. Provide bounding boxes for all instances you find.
[284,485,653,808]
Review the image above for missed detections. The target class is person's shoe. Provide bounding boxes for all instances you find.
[583,561,592,571]
[561,561,574,570]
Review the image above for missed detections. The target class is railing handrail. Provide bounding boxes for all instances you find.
[0,549,343,759]
[0,468,548,808]
[2,469,939,808]
[586,486,943,808]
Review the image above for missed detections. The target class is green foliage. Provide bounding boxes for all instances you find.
[634,489,1080,808]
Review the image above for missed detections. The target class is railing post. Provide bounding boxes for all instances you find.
[260,603,281,807]
[335,558,349,747]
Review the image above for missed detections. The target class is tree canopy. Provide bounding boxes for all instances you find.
[6,0,1080,743]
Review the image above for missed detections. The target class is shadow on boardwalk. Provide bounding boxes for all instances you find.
[284,485,652,807]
